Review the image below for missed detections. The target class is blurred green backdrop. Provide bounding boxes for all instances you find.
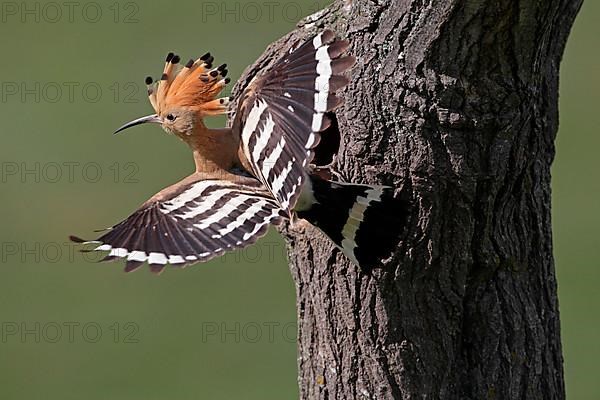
[0,1,596,399]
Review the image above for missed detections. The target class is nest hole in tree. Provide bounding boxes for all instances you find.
[313,112,341,167]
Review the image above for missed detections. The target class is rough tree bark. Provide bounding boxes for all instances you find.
[231,0,583,398]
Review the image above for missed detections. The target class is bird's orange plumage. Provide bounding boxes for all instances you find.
[147,52,231,116]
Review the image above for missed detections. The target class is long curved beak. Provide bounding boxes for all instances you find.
[114,114,162,135]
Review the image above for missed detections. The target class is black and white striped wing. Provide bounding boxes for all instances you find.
[72,179,286,274]
[233,30,355,214]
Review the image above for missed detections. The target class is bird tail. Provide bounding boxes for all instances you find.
[296,176,409,268]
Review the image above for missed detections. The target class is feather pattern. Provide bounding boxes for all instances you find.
[146,51,230,116]
[71,176,286,274]
[233,30,355,215]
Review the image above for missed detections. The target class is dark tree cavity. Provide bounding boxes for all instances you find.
[230,0,582,398]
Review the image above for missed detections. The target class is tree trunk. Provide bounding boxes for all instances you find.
[231,0,582,398]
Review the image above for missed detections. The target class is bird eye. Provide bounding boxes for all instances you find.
[166,114,176,121]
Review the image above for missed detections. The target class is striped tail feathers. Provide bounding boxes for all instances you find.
[145,52,231,117]
[296,176,409,268]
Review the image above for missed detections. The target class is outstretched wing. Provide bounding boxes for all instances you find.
[233,30,355,215]
[71,178,286,274]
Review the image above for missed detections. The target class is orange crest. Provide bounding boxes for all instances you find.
[145,52,231,116]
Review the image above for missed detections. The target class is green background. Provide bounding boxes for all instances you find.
[0,1,596,399]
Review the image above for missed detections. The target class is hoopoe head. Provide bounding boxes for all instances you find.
[115,52,231,139]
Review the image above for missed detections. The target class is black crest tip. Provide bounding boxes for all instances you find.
[217,63,227,71]
[165,52,175,62]
[145,76,153,85]
[171,55,180,64]
[224,78,231,84]
[200,52,211,61]
[185,59,194,68]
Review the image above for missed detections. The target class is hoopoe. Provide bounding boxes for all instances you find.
[71,30,408,274]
